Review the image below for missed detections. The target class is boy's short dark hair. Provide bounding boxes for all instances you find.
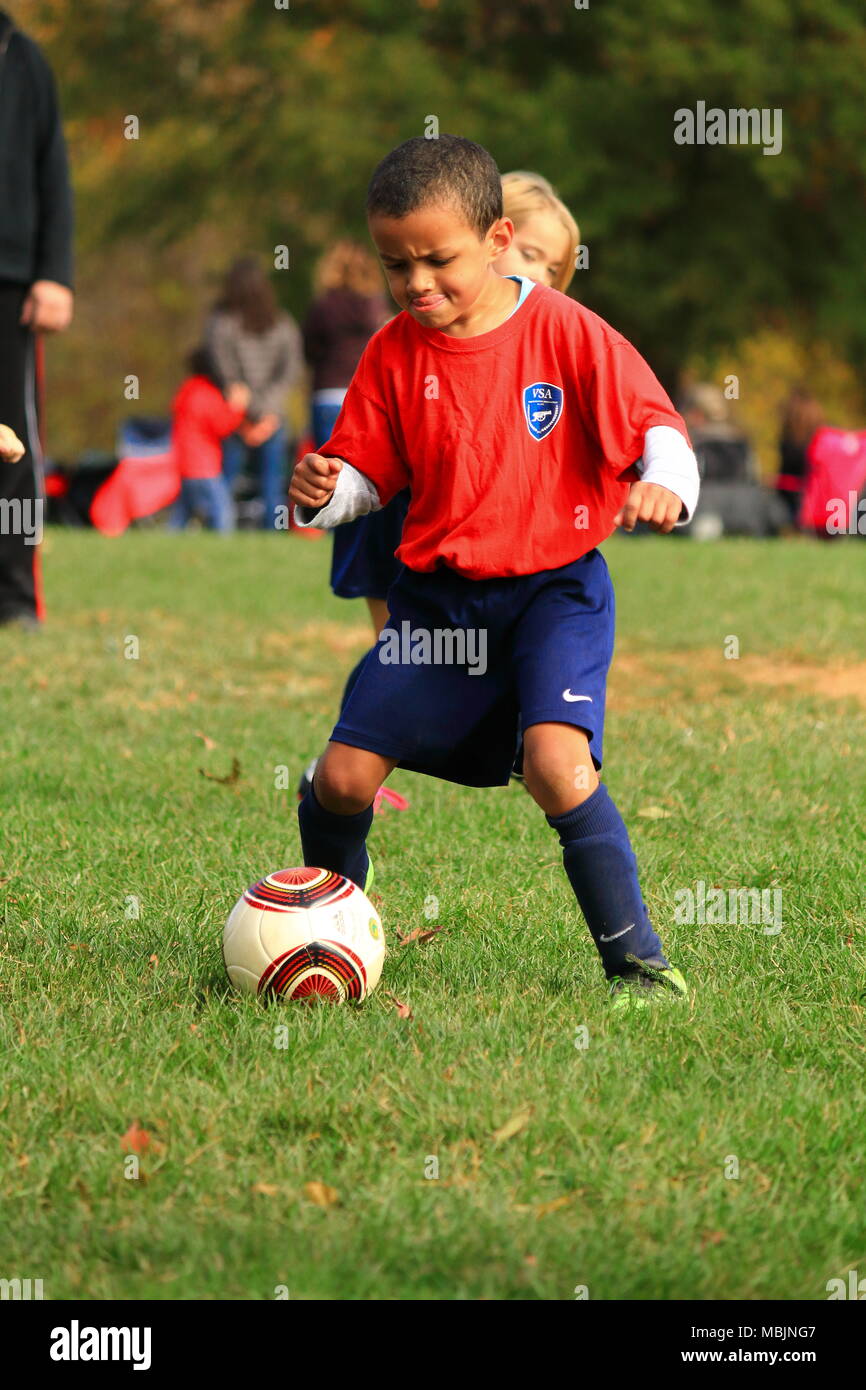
[366,135,503,238]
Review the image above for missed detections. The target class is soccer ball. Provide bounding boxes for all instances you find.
[222,866,385,1003]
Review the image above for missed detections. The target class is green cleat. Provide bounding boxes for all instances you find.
[363,856,375,896]
[608,958,688,1014]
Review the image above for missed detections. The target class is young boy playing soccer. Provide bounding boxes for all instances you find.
[290,136,700,1011]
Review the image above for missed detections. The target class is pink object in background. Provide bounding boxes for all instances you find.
[799,427,866,534]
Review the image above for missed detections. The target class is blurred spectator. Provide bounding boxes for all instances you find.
[775,387,825,528]
[206,257,302,529]
[302,239,390,447]
[677,382,787,538]
[679,383,757,483]
[169,347,250,533]
[0,7,74,627]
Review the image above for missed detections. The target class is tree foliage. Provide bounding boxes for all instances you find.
[13,0,866,450]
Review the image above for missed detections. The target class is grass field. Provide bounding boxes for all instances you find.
[2,528,865,1301]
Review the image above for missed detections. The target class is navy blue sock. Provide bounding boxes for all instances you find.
[339,652,372,717]
[297,782,373,889]
[546,783,668,979]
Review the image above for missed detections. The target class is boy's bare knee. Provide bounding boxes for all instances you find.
[314,764,373,814]
[522,723,599,815]
[313,744,383,814]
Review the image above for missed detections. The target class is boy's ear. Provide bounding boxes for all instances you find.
[487,216,515,259]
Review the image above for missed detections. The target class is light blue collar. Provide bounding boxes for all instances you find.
[504,274,536,319]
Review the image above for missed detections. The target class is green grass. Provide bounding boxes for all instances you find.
[1,529,865,1300]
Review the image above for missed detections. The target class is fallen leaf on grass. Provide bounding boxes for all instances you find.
[384,991,413,1020]
[638,805,672,820]
[251,1182,279,1197]
[304,1180,339,1207]
[492,1106,534,1145]
[120,1122,151,1154]
[699,1229,727,1250]
[535,1193,577,1218]
[395,924,446,946]
[194,730,217,751]
[200,757,241,785]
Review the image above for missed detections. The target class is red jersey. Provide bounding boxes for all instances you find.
[320,284,689,579]
[171,376,246,480]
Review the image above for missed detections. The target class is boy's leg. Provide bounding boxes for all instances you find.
[298,741,398,888]
[365,597,389,638]
[337,599,390,717]
[522,722,669,978]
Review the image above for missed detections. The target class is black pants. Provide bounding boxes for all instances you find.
[0,280,42,622]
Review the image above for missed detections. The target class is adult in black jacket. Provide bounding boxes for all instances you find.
[0,8,73,626]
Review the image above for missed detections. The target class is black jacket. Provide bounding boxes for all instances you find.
[0,10,73,288]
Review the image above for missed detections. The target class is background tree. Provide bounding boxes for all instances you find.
[16,0,866,460]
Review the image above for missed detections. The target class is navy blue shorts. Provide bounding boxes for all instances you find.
[330,490,411,600]
[331,548,616,787]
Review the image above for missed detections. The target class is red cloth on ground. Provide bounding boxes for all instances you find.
[90,453,179,536]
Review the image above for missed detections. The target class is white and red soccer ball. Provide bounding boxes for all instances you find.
[223,867,385,1003]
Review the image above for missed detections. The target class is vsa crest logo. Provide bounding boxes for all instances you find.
[523,382,563,441]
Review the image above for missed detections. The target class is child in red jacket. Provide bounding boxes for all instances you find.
[170,347,251,532]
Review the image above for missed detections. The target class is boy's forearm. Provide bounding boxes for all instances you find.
[636,425,700,524]
[293,460,382,529]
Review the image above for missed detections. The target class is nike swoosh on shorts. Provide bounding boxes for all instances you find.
[562,690,593,703]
